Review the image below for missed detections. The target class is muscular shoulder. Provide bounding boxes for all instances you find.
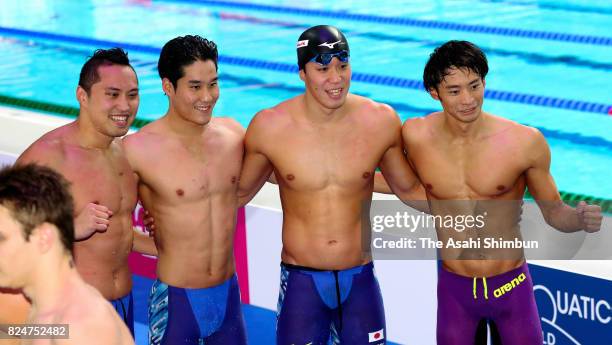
[211,117,245,138]
[204,117,245,152]
[402,111,441,145]
[351,95,401,130]
[17,125,71,167]
[69,308,126,344]
[490,114,546,147]
[122,120,168,170]
[252,98,294,126]
[123,119,167,151]
[514,122,546,145]
[246,99,293,137]
[512,121,549,160]
[64,288,128,344]
[243,101,293,154]
[353,94,396,118]
[124,118,164,144]
[487,114,550,165]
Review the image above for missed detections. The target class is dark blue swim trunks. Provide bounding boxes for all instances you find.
[276,262,386,345]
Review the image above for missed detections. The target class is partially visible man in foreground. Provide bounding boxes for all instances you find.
[0,164,134,344]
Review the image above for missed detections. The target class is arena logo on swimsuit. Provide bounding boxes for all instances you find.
[493,273,526,298]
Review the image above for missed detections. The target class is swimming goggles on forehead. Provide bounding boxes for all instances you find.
[308,50,350,65]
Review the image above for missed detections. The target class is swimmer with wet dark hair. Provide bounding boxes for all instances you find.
[123,35,248,345]
[14,47,156,337]
[377,40,603,344]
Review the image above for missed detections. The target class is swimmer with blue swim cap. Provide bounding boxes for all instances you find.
[238,25,428,344]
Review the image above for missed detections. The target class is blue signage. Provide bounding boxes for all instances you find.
[530,264,611,345]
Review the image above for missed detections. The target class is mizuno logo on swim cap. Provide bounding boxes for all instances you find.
[318,40,341,49]
[297,40,309,48]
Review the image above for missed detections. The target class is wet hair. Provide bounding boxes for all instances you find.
[78,47,133,94]
[0,164,75,255]
[423,40,488,91]
[158,35,218,88]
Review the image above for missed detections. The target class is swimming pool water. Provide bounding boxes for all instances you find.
[0,0,610,199]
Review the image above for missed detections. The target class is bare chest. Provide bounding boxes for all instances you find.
[60,148,137,214]
[140,138,243,201]
[270,129,383,189]
[412,142,528,199]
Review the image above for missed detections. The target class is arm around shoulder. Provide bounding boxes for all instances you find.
[237,110,275,207]
[376,106,428,212]
[121,133,143,174]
